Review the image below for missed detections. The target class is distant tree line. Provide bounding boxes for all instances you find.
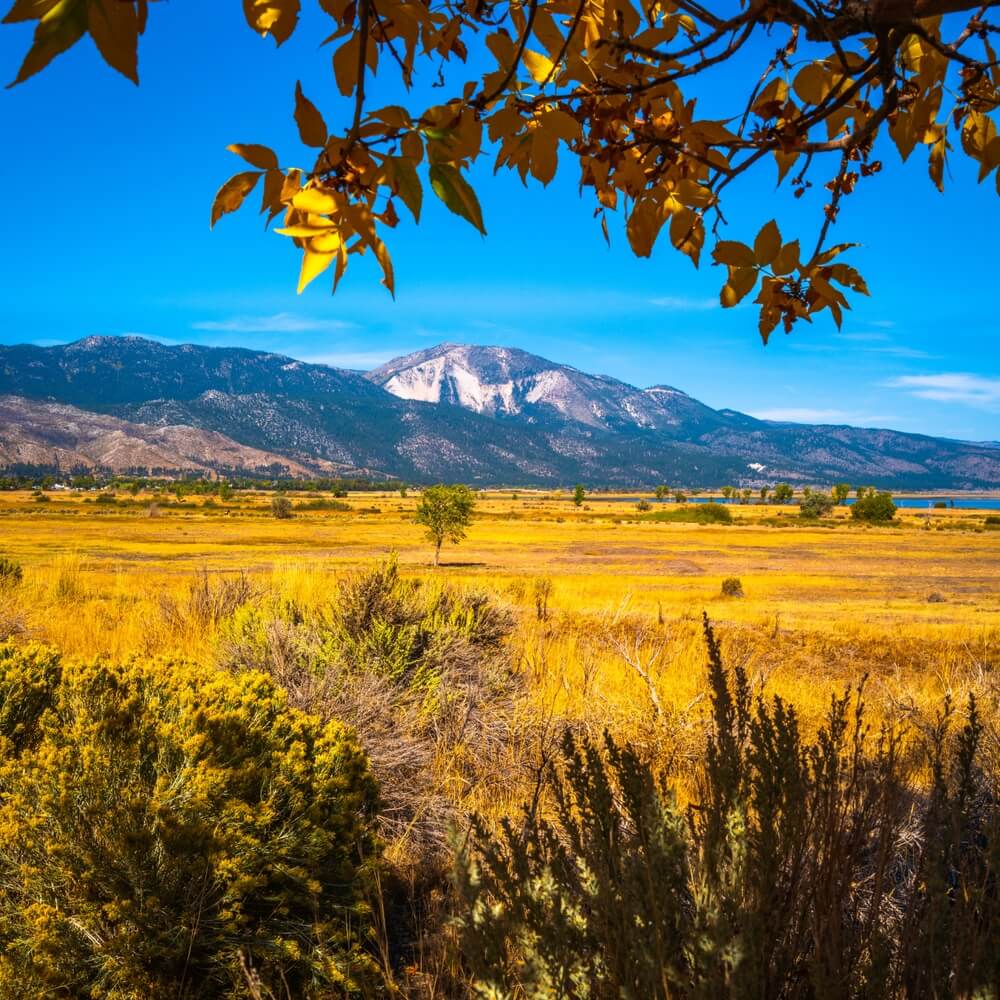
[0,471,403,494]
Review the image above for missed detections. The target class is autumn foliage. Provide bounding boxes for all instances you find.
[5,0,999,340]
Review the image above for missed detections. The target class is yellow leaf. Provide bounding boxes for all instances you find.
[7,1,87,87]
[243,0,299,45]
[374,239,394,297]
[211,171,262,228]
[297,248,335,293]
[753,220,781,268]
[793,63,832,105]
[373,105,412,129]
[333,34,359,97]
[530,129,558,186]
[401,131,424,163]
[292,187,338,215]
[275,224,334,237]
[309,231,343,253]
[669,208,703,265]
[720,267,756,307]
[712,241,755,268]
[626,198,668,258]
[294,81,327,148]
[227,143,279,170]
[771,240,800,276]
[540,108,581,142]
[87,0,139,84]
[523,49,554,85]
[333,242,349,292]
[928,134,946,192]
[774,149,798,185]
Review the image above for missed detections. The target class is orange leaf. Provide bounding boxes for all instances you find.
[211,171,262,228]
[294,81,328,148]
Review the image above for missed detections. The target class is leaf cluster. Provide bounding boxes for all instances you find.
[7,0,999,336]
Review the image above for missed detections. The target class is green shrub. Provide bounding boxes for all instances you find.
[720,576,744,597]
[0,644,381,997]
[851,491,897,522]
[271,494,294,519]
[456,617,1000,998]
[0,557,22,588]
[644,503,732,525]
[799,492,835,518]
[296,498,351,511]
[985,515,1000,530]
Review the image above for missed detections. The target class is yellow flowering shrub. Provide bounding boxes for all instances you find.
[0,643,382,997]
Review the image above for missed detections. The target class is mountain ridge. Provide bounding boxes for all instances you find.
[1,337,998,488]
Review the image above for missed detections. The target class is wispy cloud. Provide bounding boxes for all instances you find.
[840,331,891,342]
[192,313,355,334]
[865,346,935,359]
[885,373,1000,407]
[751,407,898,426]
[648,295,719,311]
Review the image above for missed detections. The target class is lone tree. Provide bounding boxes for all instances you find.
[271,494,294,519]
[832,482,851,505]
[852,490,898,521]
[415,484,476,565]
[6,1,998,340]
[573,483,586,506]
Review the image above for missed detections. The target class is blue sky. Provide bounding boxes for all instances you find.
[1,5,997,441]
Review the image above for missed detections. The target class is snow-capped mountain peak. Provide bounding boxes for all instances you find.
[366,343,719,433]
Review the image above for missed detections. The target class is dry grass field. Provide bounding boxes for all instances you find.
[2,487,998,749]
[3,486,1000,993]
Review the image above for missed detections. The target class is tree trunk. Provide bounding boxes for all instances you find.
[434,541,441,566]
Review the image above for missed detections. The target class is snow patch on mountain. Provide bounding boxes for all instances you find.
[368,343,722,433]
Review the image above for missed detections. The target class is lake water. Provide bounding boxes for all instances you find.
[584,496,1000,510]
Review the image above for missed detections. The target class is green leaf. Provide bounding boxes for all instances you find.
[428,163,486,234]
[389,155,422,223]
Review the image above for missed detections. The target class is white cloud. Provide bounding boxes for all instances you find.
[648,295,719,311]
[192,313,354,333]
[885,373,1000,407]
[865,346,934,359]
[840,331,891,342]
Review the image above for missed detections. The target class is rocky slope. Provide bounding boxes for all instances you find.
[2,337,998,488]
[0,396,351,476]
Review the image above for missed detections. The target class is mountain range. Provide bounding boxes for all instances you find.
[0,336,997,488]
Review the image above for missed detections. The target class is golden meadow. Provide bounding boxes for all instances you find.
[3,486,998,757]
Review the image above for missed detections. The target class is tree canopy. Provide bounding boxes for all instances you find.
[415,483,476,563]
[6,0,998,340]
